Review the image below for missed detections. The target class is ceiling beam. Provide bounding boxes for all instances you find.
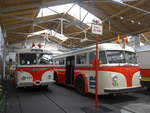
[109,0,147,19]
[83,0,150,15]
[0,13,50,22]
[79,3,130,33]
[6,18,60,31]
[0,0,74,13]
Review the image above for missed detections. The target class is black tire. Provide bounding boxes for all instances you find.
[43,85,48,89]
[54,73,58,84]
[75,76,85,95]
[147,87,150,91]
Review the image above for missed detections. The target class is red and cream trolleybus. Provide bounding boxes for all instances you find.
[53,43,141,95]
[14,48,54,88]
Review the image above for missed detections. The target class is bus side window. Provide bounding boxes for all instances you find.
[55,60,59,65]
[67,60,70,65]
[89,51,96,64]
[89,51,107,64]
[99,51,107,64]
[76,53,87,64]
[59,58,64,65]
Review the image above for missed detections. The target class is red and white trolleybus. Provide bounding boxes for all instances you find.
[14,48,54,88]
[53,43,141,94]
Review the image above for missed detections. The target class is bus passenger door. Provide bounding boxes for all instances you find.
[66,56,75,85]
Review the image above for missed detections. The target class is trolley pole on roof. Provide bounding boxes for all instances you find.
[91,20,103,109]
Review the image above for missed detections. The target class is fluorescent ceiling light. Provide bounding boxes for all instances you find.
[113,0,137,3]
[113,0,123,3]
[51,30,68,41]
[27,29,68,41]
[27,29,50,37]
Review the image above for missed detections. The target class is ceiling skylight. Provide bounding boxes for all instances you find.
[113,0,123,3]
[37,3,101,26]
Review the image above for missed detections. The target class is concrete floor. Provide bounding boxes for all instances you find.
[5,80,150,113]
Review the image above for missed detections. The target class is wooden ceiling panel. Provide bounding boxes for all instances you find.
[0,0,150,48]
[0,0,40,9]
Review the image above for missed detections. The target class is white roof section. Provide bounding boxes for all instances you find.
[54,43,135,58]
[100,43,135,52]
[136,45,150,52]
[16,48,52,54]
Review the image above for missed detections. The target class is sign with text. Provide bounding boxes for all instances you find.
[91,24,103,35]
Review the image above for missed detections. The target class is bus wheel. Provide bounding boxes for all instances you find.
[43,85,48,89]
[76,76,85,95]
[54,74,58,83]
[147,87,150,91]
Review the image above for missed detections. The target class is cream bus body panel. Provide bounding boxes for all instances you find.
[75,70,127,94]
[75,70,141,94]
[16,70,54,87]
[132,71,141,87]
[137,51,150,69]
[17,71,33,87]
[41,71,54,82]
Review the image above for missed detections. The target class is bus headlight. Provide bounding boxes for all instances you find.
[21,76,32,80]
[21,76,26,80]
[47,75,52,79]
[112,75,118,87]
[138,74,141,79]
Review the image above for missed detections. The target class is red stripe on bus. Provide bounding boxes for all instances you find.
[53,67,65,69]
[17,67,53,81]
[54,66,139,87]
[75,66,139,87]
[141,69,150,77]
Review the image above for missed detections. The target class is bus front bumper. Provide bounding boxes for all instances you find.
[104,86,142,93]
[17,81,54,87]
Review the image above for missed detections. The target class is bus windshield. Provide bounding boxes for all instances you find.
[19,53,53,65]
[37,53,53,65]
[20,53,37,65]
[106,50,137,64]
[106,51,126,63]
[125,51,137,64]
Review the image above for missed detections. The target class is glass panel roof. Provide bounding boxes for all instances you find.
[36,3,101,41]
[37,3,101,26]
[113,0,123,3]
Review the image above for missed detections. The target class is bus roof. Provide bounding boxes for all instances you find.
[16,48,52,54]
[53,43,135,59]
[136,45,150,52]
